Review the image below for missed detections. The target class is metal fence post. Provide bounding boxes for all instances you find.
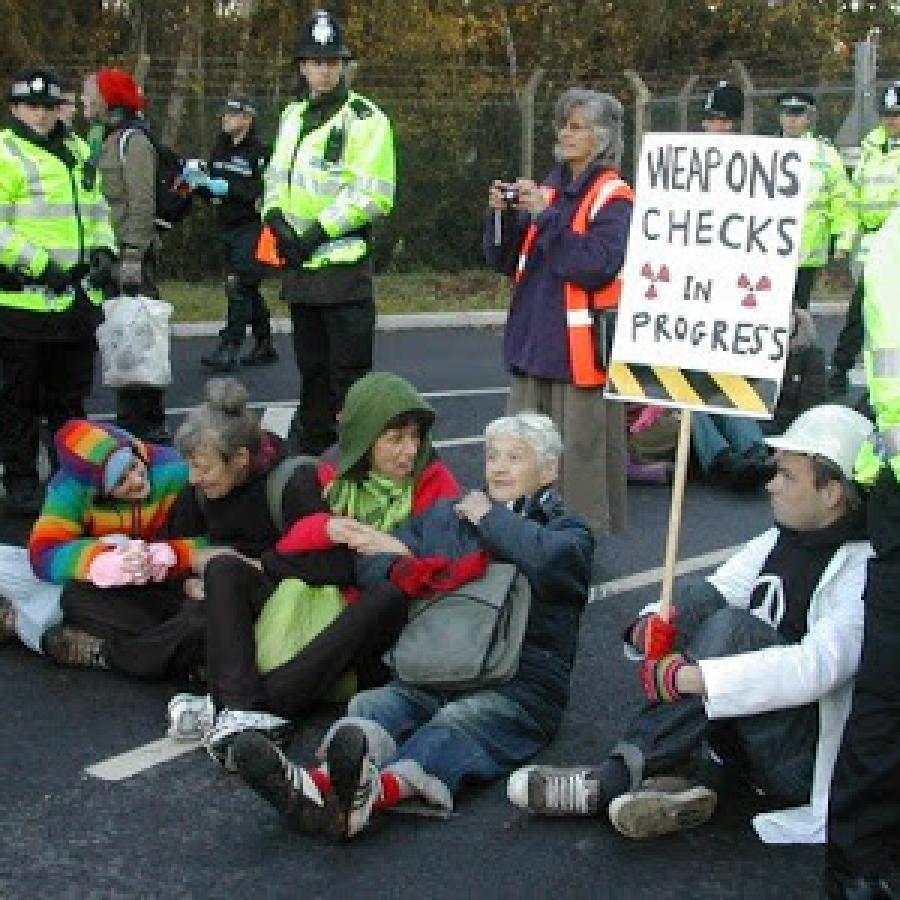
[519,68,544,180]
[678,74,699,132]
[731,59,754,134]
[836,36,879,168]
[625,69,651,171]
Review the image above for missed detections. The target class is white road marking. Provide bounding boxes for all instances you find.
[589,544,741,603]
[84,543,743,782]
[85,736,201,781]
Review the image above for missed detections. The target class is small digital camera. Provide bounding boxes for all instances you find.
[499,184,519,205]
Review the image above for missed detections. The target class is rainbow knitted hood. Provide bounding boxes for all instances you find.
[53,419,143,495]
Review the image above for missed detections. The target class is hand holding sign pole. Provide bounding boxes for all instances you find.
[604,132,811,629]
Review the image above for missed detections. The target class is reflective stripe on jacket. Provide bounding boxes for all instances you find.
[515,169,634,387]
[854,206,900,484]
[0,128,114,313]
[796,133,856,267]
[853,125,900,234]
[262,91,395,271]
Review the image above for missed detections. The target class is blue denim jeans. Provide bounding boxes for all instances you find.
[691,412,766,471]
[616,578,817,806]
[348,682,549,795]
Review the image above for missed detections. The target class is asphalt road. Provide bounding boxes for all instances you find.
[0,314,880,899]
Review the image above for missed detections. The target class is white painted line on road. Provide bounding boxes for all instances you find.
[85,736,200,781]
[89,387,510,422]
[84,543,744,782]
[589,544,742,603]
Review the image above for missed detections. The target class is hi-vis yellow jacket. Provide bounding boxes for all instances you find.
[0,125,114,313]
[262,91,395,271]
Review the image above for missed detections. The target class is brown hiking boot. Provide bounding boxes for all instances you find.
[42,625,109,669]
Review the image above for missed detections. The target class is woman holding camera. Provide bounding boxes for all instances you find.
[484,88,632,535]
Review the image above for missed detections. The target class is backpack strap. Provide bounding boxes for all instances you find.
[265,455,318,533]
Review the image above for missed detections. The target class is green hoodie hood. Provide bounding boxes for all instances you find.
[337,372,435,479]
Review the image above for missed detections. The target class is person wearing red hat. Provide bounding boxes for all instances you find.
[82,67,170,445]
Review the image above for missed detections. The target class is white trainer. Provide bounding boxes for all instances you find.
[204,709,293,772]
[166,693,215,742]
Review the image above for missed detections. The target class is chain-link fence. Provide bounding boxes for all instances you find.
[2,56,892,279]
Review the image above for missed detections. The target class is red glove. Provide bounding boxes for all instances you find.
[643,612,678,661]
[640,653,687,703]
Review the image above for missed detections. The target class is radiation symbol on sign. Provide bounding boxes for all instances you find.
[640,262,669,299]
[738,273,772,308]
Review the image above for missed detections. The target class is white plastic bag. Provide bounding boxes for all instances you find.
[97,294,173,387]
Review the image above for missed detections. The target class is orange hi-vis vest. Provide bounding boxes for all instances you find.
[514,169,634,387]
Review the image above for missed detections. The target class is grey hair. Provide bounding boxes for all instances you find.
[553,88,624,169]
[484,412,563,465]
[175,377,262,459]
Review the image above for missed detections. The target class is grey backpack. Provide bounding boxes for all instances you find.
[384,562,531,691]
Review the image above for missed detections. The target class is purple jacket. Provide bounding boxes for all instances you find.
[484,161,632,382]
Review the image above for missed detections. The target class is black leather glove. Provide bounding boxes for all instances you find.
[41,260,71,294]
[88,248,118,291]
[264,210,303,268]
[294,221,327,262]
[118,246,144,295]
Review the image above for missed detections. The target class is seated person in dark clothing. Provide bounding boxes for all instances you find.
[229,411,594,842]
[507,405,873,846]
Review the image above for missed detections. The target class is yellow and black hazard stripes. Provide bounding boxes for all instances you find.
[605,362,778,415]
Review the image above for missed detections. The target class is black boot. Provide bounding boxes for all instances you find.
[241,336,278,367]
[201,340,241,372]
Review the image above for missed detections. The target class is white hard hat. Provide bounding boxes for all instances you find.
[766,404,873,479]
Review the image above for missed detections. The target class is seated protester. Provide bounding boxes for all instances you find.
[166,371,460,767]
[229,412,594,840]
[626,405,676,485]
[26,419,202,675]
[762,308,829,437]
[691,411,773,491]
[508,404,873,845]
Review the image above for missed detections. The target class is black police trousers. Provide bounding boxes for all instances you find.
[831,280,865,376]
[0,337,94,485]
[828,469,900,879]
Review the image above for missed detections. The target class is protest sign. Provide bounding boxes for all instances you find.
[605,132,813,417]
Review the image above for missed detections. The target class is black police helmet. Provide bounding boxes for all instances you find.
[703,81,744,120]
[296,9,351,60]
[776,91,816,114]
[881,82,900,114]
[8,67,63,107]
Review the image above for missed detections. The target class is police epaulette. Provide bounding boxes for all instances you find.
[349,97,373,118]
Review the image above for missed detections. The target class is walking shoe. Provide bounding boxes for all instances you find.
[507,765,604,816]
[166,693,215,741]
[204,708,293,772]
[231,730,344,839]
[0,597,16,643]
[326,723,381,839]
[201,341,241,372]
[41,625,109,669]
[607,776,717,839]
[241,337,278,366]
[827,872,898,900]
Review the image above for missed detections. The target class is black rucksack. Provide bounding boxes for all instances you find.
[118,122,193,231]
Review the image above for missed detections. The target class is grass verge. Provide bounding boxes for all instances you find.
[161,270,511,322]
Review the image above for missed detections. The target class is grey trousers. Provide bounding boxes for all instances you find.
[614,578,818,806]
[507,373,626,536]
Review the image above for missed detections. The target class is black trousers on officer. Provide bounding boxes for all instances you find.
[113,248,168,444]
[289,300,375,455]
[792,266,818,311]
[0,336,94,487]
[218,222,272,346]
[828,469,900,880]
[830,280,865,376]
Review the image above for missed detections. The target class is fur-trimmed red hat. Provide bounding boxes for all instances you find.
[96,68,145,112]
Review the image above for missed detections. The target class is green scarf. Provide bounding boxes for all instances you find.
[325,472,413,533]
